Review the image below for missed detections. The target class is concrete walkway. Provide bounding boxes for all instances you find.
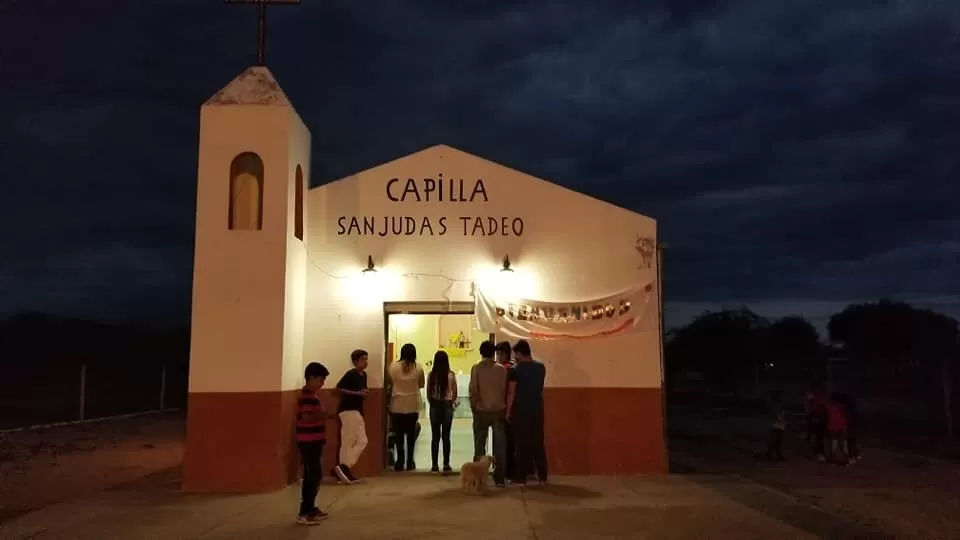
[0,471,821,540]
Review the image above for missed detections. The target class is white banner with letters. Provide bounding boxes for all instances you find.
[474,282,657,341]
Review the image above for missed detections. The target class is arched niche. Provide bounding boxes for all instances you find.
[294,164,304,241]
[228,152,264,230]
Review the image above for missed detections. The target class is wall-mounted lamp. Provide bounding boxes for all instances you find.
[501,255,514,272]
[362,255,377,273]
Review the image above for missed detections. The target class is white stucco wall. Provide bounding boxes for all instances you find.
[280,111,311,393]
[303,145,661,390]
[190,100,310,394]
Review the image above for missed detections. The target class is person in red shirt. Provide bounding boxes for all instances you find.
[295,362,331,525]
[825,393,849,465]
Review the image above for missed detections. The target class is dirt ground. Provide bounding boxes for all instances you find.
[5,408,960,538]
[669,407,960,539]
[0,412,184,523]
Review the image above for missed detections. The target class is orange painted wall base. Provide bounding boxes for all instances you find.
[543,387,666,474]
[182,390,300,493]
[182,386,663,493]
[182,388,386,493]
[360,387,665,476]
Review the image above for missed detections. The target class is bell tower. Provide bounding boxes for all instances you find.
[183,65,311,493]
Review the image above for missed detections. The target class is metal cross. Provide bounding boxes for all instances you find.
[224,0,301,66]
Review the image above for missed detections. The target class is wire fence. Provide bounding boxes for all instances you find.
[0,361,188,431]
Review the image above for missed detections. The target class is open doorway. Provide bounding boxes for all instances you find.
[384,304,493,472]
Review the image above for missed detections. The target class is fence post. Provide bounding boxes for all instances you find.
[79,363,87,421]
[159,364,167,410]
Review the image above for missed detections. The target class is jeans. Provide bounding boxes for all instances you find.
[298,441,323,515]
[472,410,507,484]
[504,417,515,479]
[391,412,419,469]
[827,430,848,462]
[429,400,454,468]
[809,416,825,456]
[511,410,547,483]
[847,425,859,458]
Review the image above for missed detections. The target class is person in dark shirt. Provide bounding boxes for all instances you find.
[842,393,861,463]
[334,349,368,484]
[495,340,516,479]
[295,362,330,525]
[806,384,828,461]
[506,339,548,485]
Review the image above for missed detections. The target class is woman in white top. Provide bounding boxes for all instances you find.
[426,350,458,473]
[388,343,424,471]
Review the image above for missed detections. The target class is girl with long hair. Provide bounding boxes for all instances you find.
[427,350,457,473]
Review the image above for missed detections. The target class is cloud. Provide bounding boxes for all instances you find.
[0,0,959,322]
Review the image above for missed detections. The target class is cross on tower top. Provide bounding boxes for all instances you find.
[224,0,301,66]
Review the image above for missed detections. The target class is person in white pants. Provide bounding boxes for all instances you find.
[333,349,369,484]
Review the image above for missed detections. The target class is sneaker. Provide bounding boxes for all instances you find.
[442,465,453,474]
[311,508,329,520]
[333,464,351,484]
[430,466,440,474]
[343,466,360,483]
[406,462,416,472]
[296,512,326,525]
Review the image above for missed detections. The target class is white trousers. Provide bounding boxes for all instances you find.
[338,411,368,467]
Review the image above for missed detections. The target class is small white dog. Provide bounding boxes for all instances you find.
[460,455,494,494]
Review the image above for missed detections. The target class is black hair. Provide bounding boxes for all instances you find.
[479,340,495,358]
[512,339,531,357]
[428,350,451,400]
[350,349,368,365]
[495,341,512,354]
[399,343,416,363]
[304,362,329,380]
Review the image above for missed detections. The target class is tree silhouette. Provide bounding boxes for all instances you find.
[828,300,959,436]
[666,308,769,395]
[766,315,822,380]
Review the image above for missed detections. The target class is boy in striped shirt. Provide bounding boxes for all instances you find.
[296,362,331,525]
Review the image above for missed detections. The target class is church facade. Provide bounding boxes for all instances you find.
[183,66,667,493]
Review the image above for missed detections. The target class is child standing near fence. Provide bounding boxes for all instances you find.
[806,385,828,461]
[842,393,861,463]
[766,389,787,461]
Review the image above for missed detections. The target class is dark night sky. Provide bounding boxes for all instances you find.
[1,0,958,329]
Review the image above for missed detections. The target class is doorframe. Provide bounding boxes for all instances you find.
[380,301,495,470]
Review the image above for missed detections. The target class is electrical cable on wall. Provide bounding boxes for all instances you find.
[304,250,473,304]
